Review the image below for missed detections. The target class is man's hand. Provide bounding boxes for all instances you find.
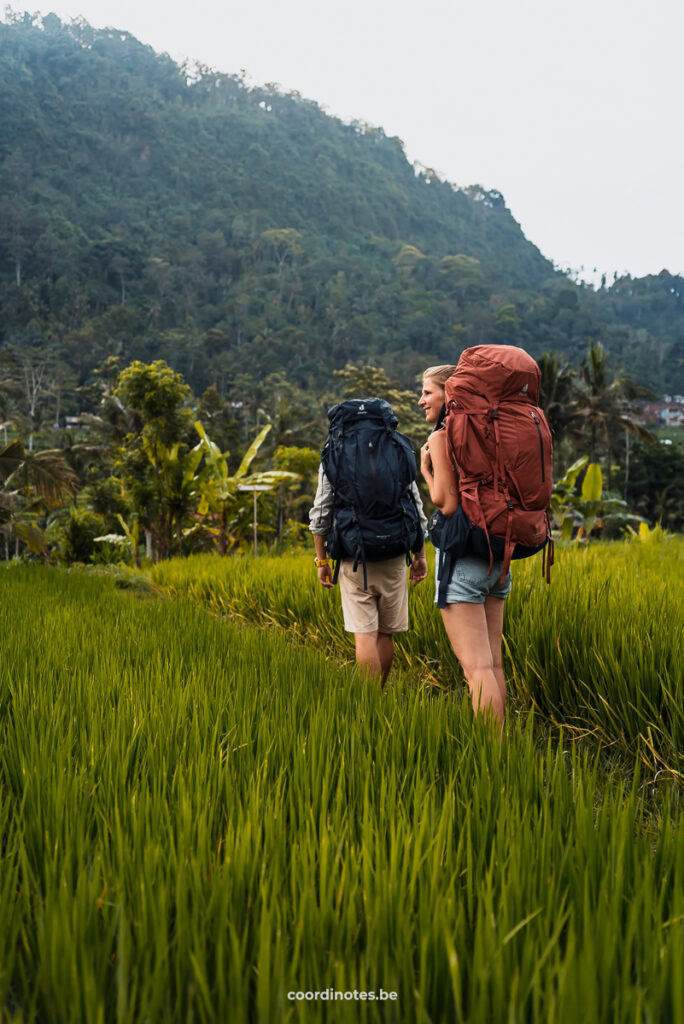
[318,564,334,589]
[410,552,428,586]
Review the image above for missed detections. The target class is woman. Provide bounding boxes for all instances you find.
[418,365,511,727]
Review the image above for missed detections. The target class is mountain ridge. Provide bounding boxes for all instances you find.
[1,12,682,400]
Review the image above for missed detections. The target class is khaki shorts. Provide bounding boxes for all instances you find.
[338,555,408,634]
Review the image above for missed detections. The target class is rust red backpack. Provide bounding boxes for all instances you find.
[443,344,554,584]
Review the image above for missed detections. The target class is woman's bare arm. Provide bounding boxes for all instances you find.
[420,430,459,515]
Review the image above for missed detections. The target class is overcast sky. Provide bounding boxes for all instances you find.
[16,0,684,283]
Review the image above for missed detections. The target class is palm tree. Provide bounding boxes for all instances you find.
[0,439,77,557]
[537,352,580,437]
[0,439,78,505]
[79,393,140,445]
[575,341,655,491]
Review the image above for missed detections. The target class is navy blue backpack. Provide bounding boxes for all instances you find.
[322,398,424,589]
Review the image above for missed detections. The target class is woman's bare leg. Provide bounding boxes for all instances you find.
[484,596,506,708]
[440,603,504,726]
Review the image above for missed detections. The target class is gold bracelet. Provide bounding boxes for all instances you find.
[314,557,330,567]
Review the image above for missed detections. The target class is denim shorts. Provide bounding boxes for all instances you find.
[433,549,512,605]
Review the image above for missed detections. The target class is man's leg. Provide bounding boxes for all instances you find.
[354,631,382,681]
[374,556,408,690]
[377,631,394,688]
[339,561,381,683]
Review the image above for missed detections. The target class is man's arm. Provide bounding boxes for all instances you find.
[309,464,334,536]
[313,533,334,588]
[309,465,335,588]
[411,480,429,539]
[409,481,428,585]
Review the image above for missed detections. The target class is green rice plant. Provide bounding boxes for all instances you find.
[0,566,681,1022]
[502,540,683,773]
[151,540,684,771]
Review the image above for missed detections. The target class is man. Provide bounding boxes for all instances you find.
[309,398,428,687]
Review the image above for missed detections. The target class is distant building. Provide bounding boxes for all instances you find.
[636,402,663,425]
[633,397,684,426]
[662,405,684,426]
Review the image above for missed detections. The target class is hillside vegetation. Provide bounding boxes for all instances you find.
[1,12,683,406]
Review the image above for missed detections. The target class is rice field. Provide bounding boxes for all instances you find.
[0,550,682,1022]
[152,539,684,772]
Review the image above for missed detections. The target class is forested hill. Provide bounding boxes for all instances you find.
[1,13,683,402]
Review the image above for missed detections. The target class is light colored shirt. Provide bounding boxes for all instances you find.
[308,465,428,539]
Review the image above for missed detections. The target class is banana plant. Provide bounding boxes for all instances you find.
[551,455,643,540]
[550,456,589,540]
[193,422,298,554]
[12,520,49,558]
[624,521,670,544]
[94,513,143,566]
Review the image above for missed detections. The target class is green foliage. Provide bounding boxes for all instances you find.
[152,540,684,769]
[267,445,320,549]
[0,565,680,1020]
[573,340,656,487]
[1,13,682,415]
[331,362,425,440]
[537,350,580,445]
[114,359,191,446]
[0,438,77,506]
[624,521,672,544]
[187,421,297,554]
[0,16,681,557]
[55,505,107,563]
[0,437,78,557]
[272,444,320,478]
[3,342,678,566]
[615,438,684,531]
[550,456,641,540]
[11,519,48,558]
[80,476,131,530]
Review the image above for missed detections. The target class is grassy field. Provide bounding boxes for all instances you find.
[0,559,681,1022]
[151,539,684,773]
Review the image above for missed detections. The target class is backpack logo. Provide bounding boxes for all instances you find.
[358,403,366,414]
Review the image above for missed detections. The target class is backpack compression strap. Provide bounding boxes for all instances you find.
[331,511,368,592]
[541,512,554,584]
[331,553,367,591]
[436,546,454,609]
[352,543,368,592]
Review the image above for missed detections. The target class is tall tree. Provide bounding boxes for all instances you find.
[575,340,655,490]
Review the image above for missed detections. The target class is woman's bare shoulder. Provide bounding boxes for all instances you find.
[427,428,449,458]
[428,427,447,448]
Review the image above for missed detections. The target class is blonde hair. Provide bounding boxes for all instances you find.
[422,364,458,389]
